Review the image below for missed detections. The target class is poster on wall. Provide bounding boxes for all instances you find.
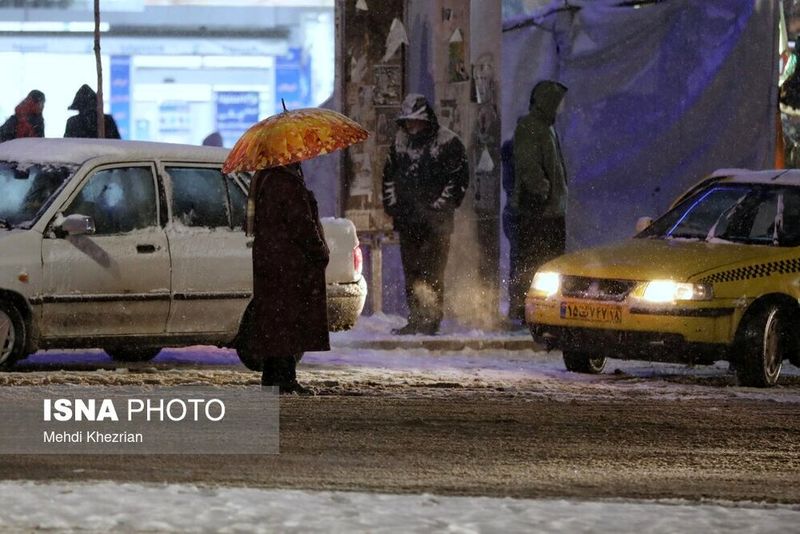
[158,102,192,144]
[375,106,400,146]
[342,0,405,232]
[373,65,402,105]
[275,47,312,114]
[448,29,469,83]
[110,56,131,140]
[215,92,260,148]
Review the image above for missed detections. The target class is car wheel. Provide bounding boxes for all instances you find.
[562,351,606,374]
[735,305,784,387]
[0,300,26,370]
[105,347,162,362]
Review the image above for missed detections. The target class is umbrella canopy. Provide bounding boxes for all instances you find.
[222,107,369,173]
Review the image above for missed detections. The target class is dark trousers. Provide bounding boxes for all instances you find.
[509,216,566,320]
[398,228,451,330]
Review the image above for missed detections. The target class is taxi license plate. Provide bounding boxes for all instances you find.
[560,302,622,323]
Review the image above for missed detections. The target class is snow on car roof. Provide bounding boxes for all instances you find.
[710,168,800,184]
[0,138,229,166]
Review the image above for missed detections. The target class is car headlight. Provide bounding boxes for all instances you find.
[639,280,712,303]
[531,271,560,297]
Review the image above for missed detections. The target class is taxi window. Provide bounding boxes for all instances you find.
[639,184,800,247]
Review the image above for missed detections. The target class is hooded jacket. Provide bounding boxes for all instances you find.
[511,80,568,220]
[64,84,121,139]
[382,94,469,235]
[0,91,45,142]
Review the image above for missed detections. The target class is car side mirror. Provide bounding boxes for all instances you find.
[635,216,653,233]
[56,214,96,237]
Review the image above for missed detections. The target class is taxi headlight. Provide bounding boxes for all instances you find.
[531,271,560,297]
[640,280,712,303]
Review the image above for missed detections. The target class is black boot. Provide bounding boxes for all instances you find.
[260,357,283,387]
[261,355,313,395]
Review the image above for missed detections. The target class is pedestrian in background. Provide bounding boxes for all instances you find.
[0,90,45,142]
[202,131,223,147]
[382,93,469,335]
[510,80,568,319]
[64,84,121,139]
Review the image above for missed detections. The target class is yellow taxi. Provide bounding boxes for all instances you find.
[527,169,800,387]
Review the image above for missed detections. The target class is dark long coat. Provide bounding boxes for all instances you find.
[64,113,121,139]
[250,166,330,358]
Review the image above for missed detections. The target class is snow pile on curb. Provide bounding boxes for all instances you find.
[0,481,798,533]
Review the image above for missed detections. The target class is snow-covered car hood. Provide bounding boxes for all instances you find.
[542,238,784,282]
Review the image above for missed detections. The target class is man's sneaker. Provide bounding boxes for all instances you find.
[391,323,419,335]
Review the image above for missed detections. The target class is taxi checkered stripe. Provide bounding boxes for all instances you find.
[699,258,800,285]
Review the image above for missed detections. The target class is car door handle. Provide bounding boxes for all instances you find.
[136,244,157,254]
[246,240,254,249]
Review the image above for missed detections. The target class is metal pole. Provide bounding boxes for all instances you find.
[370,234,384,314]
[94,0,106,139]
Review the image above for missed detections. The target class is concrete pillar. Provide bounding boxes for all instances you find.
[466,0,502,326]
[336,0,405,314]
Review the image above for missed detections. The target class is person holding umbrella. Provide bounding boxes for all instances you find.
[223,104,368,393]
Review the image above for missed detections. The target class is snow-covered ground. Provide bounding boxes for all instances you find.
[3,314,800,531]
[0,481,797,533]
[12,313,800,403]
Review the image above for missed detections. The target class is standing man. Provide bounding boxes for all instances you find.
[510,80,568,320]
[64,84,121,139]
[382,94,469,335]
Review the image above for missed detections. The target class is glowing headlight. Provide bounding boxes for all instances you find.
[531,272,560,297]
[640,280,712,303]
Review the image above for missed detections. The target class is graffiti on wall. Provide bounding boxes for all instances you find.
[342,0,405,232]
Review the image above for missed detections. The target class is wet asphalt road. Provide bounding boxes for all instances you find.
[0,349,798,503]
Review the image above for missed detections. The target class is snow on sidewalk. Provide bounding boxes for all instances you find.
[0,481,797,533]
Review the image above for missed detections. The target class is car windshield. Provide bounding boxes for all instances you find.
[637,183,800,247]
[0,161,75,229]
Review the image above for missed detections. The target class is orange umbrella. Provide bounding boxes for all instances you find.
[222,106,369,173]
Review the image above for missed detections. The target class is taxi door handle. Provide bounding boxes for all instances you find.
[136,244,157,254]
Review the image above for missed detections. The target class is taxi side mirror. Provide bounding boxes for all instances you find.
[635,216,653,233]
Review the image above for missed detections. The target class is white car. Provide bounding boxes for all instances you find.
[0,138,366,369]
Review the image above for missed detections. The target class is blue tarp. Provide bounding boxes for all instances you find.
[502,0,780,249]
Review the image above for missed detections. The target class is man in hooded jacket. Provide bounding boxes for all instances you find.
[64,84,121,139]
[382,94,469,335]
[509,80,568,320]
